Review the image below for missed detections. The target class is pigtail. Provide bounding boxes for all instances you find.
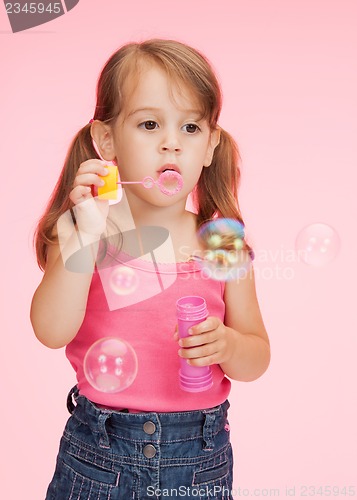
[34,124,99,270]
[194,128,254,257]
[195,128,240,223]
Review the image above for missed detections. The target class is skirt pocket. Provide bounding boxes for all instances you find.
[46,440,120,500]
[192,443,233,499]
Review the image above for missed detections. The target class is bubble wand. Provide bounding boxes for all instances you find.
[96,165,183,200]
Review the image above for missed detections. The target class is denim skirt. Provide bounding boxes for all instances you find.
[46,387,233,499]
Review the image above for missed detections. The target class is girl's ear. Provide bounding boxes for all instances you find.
[203,127,221,167]
[90,120,116,161]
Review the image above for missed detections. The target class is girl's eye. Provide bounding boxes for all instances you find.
[139,121,158,130]
[183,124,200,133]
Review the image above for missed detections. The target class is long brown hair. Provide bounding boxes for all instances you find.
[34,39,251,270]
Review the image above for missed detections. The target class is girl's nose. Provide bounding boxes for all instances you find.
[160,132,182,153]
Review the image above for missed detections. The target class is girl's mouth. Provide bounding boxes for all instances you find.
[158,164,181,175]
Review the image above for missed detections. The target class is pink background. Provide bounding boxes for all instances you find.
[1,0,356,498]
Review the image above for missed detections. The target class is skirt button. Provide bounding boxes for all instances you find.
[143,421,156,435]
[143,444,157,458]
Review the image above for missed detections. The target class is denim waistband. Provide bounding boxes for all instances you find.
[67,386,230,452]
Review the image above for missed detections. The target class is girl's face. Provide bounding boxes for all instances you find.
[108,63,220,207]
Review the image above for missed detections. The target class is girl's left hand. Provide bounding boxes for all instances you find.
[174,317,236,367]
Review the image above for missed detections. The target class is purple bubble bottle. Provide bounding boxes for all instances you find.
[176,296,213,392]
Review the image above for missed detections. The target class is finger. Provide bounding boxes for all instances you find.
[180,346,220,367]
[179,330,217,348]
[69,185,93,205]
[179,341,219,361]
[77,160,109,176]
[73,173,106,188]
[188,316,220,336]
[187,354,218,367]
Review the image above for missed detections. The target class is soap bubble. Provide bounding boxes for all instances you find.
[296,223,340,266]
[84,338,138,393]
[199,248,251,281]
[109,266,138,295]
[197,218,250,281]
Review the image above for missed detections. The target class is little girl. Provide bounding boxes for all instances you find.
[31,39,270,500]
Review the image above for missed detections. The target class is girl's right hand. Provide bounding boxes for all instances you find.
[69,159,111,237]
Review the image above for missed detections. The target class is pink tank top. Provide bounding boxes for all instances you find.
[66,253,231,412]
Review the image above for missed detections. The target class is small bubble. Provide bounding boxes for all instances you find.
[296,223,340,266]
[109,266,138,296]
[84,338,138,393]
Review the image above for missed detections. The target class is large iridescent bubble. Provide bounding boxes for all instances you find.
[197,218,251,281]
[84,338,138,393]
